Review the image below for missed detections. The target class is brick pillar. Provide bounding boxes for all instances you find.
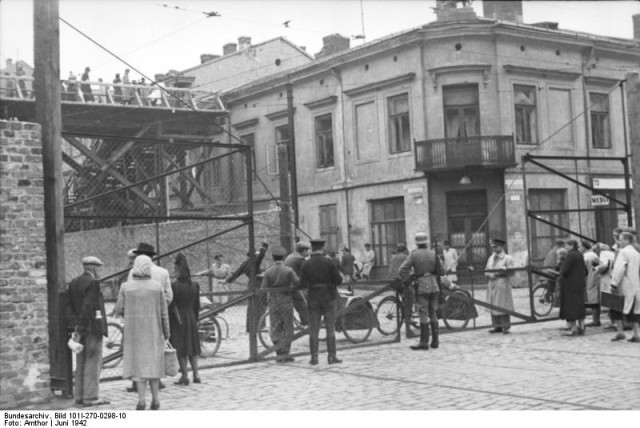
[0,120,50,408]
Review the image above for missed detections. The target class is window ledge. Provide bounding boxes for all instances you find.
[344,73,415,98]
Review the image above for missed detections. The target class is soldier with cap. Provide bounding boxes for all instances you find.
[485,238,515,334]
[284,241,311,326]
[399,233,451,350]
[300,238,343,365]
[65,256,110,407]
[261,246,300,362]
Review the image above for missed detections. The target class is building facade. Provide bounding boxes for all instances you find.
[215,2,639,278]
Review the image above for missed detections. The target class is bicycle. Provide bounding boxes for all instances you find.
[375,287,476,335]
[532,276,558,317]
[258,290,376,348]
[102,321,123,369]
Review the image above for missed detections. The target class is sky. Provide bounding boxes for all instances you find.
[0,0,639,83]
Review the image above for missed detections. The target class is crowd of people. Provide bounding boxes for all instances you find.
[63,225,639,410]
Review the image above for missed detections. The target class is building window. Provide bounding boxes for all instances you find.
[528,189,568,265]
[443,85,480,139]
[355,101,379,162]
[446,190,488,270]
[270,125,291,175]
[590,93,610,149]
[370,197,406,277]
[319,204,339,252]
[211,157,221,186]
[240,133,256,181]
[387,93,411,153]
[548,88,573,145]
[514,85,538,144]
[315,114,334,168]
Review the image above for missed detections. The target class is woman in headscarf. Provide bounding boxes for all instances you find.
[169,253,201,385]
[115,255,169,410]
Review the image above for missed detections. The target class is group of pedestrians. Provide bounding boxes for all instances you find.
[543,227,640,342]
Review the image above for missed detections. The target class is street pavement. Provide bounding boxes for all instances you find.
[39,318,640,411]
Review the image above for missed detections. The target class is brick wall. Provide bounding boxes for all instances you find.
[0,120,50,408]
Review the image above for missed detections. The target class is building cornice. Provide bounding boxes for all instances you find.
[503,64,581,80]
[231,118,259,131]
[343,73,416,97]
[303,96,338,110]
[265,108,295,121]
[427,64,491,90]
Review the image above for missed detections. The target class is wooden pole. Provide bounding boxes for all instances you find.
[34,0,71,395]
[286,83,299,239]
[625,73,640,232]
[277,137,292,253]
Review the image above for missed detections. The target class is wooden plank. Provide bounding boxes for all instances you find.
[158,147,211,203]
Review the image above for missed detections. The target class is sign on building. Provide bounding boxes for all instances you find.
[591,194,610,206]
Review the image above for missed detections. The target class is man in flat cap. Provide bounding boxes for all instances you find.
[300,238,343,364]
[261,246,300,362]
[65,256,109,407]
[399,233,450,350]
[485,238,515,334]
[284,241,311,326]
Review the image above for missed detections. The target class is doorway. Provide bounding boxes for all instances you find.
[446,190,488,271]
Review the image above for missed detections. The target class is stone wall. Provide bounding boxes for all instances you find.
[0,120,50,408]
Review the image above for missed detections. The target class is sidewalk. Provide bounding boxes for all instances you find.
[39,320,640,410]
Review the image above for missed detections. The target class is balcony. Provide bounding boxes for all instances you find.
[414,135,516,173]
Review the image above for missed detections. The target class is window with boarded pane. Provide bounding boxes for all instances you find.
[388,93,411,153]
[548,88,573,145]
[443,85,480,139]
[240,133,256,181]
[514,85,538,144]
[355,101,379,162]
[319,204,339,252]
[315,114,334,168]
[370,198,406,277]
[528,189,568,265]
[590,93,610,149]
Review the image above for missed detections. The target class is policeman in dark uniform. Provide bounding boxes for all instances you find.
[300,238,343,365]
[399,232,455,350]
[261,246,299,363]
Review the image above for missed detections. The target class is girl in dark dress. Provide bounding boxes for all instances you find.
[170,253,201,385]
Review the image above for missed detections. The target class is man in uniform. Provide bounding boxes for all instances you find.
[261,247,300,362]
[485,238,515,334]
[399,233,450,350]
[66,256,110,407]
[389,244,415,338]
[300,238,343,365]
[284,241,311,326]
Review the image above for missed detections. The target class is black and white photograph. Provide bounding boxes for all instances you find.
[0,0,639,421]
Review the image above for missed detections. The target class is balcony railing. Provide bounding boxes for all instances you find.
[414,135,516,172]
[0,74,224,111]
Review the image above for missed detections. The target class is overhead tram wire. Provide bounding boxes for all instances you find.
[59,16,315,241]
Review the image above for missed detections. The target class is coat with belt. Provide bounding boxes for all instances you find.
[66,271,107,339]
[611,244,640,315]
[484,252,515,315]
[399,248,441,294]
[300,252,342,302]
[559,249,587,321]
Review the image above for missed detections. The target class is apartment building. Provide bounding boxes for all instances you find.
[212,1,640,278]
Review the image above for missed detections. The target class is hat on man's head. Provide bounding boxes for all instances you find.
[491,238,506,247]
[310,238,326,249]
[271,246,287,259]
[620,226,637,235]
[126,249,137,259]
[133,242,156,256]
[415,232,428,244]
[295,241,310,252]
[396,243,407,252]
[82,256,104,266]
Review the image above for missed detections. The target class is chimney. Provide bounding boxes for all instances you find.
[634,14,640,40]
[223,43,237,55]
[200,53,220,64]
[435,0,477,22]
[483,0,523,23]
[315,34,350,59]
[238,36,252,50]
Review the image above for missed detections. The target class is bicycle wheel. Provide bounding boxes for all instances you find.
[102,322,123,369]
[533,283,553,317]
[199,314,222,358]
[258,309,302,349]
[442,292,471,330]
[341,305,375,343]
[375,295,403,336]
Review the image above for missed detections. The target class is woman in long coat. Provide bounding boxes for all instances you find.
[169,253,201,385]
[581,241,601,326]
[559,240,586,336]
[115,255,169,410]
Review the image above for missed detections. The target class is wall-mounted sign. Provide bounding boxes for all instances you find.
[591,194,610,206]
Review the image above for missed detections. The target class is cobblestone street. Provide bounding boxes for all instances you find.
[44,319,640,411]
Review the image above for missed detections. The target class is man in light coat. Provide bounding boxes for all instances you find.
[610,232,640,342]
[361,243,375,280]
[485,238,515,334]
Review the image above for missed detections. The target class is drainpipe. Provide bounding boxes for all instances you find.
[581,46,594,236]
[332,67,352,246]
